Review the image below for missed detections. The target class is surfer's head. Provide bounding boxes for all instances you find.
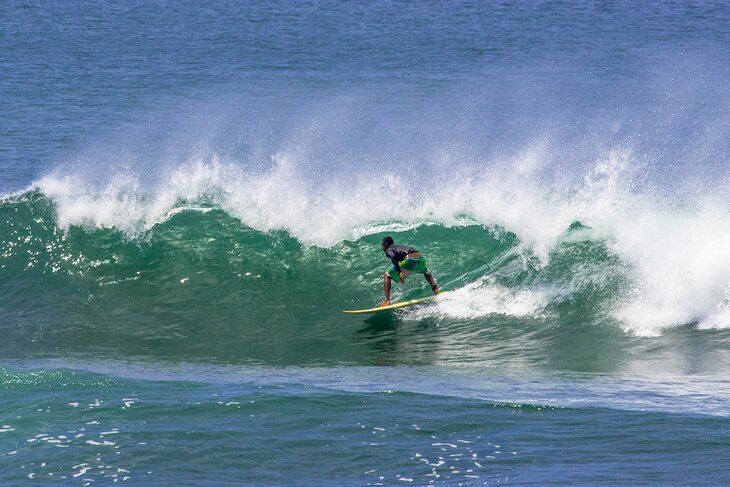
[381,236,394,252]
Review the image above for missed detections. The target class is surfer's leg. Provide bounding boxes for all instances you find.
[382,271,393,305]
[411,257,438,294]
[424,272,439,294]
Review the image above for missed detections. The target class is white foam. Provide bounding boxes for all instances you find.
[611,211,730,335]
[33,142,577,249]
[408,277,555,321]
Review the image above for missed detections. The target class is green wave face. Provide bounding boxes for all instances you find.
[1,191,631,368]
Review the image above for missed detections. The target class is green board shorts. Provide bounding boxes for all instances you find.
[387,256,430,282]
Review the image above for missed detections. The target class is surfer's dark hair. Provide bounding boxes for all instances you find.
[382,236,394,247]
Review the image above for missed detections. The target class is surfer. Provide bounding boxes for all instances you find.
[380,236,439,306]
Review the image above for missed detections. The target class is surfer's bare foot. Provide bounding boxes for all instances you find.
[433,287,440,295]
[379,300,391,307]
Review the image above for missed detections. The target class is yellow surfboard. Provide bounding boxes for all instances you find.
[343,292,447,314]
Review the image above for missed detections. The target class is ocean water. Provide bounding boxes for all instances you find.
[3,1,730,485]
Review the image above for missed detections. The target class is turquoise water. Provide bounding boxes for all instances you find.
[3,1,730,484]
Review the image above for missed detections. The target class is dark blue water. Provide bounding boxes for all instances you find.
[3,1,730,484]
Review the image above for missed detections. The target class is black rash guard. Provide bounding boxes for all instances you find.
[385,244,418,274]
